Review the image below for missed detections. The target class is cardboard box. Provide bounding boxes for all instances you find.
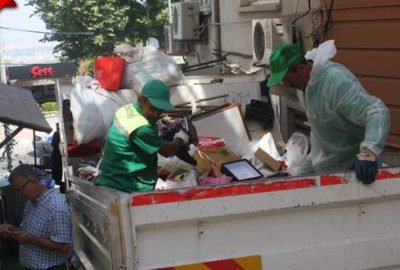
[193,148,240,175]
[255,148,281,171]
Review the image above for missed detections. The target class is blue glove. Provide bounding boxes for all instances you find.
[354,152,378,185]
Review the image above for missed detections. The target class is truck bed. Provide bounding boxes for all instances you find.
[55,79,400,270]
[68,167,400,270]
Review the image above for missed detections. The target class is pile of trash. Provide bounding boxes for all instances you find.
[153,129,309,191]
[71,44,184,146]
[68,44,310,191]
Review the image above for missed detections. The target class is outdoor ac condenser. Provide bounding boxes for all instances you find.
[164,24,180,54]
[172,1,200,40]
[252,19,294,65]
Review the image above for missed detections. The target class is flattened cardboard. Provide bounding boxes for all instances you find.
[255,148,281,171]
[193,148,240,175]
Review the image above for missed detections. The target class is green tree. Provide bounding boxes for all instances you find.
[27,0,169,61]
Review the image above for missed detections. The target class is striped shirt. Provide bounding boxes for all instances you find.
[20,189,72,270]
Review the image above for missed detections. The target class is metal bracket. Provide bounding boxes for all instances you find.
[0,126,23,149]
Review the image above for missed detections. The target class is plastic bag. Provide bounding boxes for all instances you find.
[33,167,55,189]
[154,170,198,190]
[198,175,233,186]
[70,76,137,144]
[285,132,309,175]
[94,57,125,90]
[117,46,185,90]
[198,136,226,151]
[113,44,145,62]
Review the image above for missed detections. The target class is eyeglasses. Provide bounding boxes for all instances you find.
[13,180,32,193]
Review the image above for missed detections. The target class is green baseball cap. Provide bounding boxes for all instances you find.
[267,44,304,87]
[141,80,174,110]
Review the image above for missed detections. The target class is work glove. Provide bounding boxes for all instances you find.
[354,150,378,185]
[174,130,190,145]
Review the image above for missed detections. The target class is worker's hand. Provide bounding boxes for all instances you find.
[354,149,378,185]
[173,130,190,145]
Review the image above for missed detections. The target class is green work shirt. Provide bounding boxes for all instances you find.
[95,103,164,192]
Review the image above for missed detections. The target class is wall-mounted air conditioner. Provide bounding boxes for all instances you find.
[199,0,212,15]
[164,25,179,54]
[172,2,200,40]
[252,18,293,65]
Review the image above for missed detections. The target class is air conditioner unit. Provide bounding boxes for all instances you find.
[199,0,212,15]
[164,24,182,54]
[252,18,293,65]
[172,2,200,40]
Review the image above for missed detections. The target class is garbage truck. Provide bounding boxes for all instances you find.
[55,79,400,270]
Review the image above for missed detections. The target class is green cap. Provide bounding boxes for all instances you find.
[141,80,174,110]
[267,44,304,87]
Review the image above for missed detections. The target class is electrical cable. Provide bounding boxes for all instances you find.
[323,0,335,40]
[0,23,166,36]
[0,26,94,36]
[292,0,312,25]
[310,6,327,47]
[309,0,334,47]
[212,49,253,59]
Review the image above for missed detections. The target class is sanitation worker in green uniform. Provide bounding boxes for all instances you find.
[95,80,190,192]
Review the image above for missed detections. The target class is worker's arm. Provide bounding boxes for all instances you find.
[332,66,390,184]
[158,138,185,157]
[333,68,390,156]
[158,130,189,157]
[9,229,70,253]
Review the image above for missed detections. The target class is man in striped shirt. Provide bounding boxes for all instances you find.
[0,165,72,270]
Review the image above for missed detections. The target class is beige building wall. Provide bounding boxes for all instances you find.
[325,0,400,149]
[188,0,320,72]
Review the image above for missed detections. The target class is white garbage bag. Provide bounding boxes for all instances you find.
[285,132,309,175]
[70,76,138,144]
[115,45,185,90]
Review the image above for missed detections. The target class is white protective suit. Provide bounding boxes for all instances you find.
[296,40,390,175]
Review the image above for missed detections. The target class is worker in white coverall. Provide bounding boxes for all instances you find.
[267,40,390,184]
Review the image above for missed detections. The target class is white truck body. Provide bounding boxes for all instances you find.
[56,80,400,270]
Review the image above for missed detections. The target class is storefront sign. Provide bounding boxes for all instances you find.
[31,66,54,78]
[7,62,76,81]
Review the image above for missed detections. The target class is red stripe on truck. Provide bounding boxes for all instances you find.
[204,258,244,270]
[152,255,262,270]
[321,175,348,186]
[376,170,400,180]
[132,179,316,206]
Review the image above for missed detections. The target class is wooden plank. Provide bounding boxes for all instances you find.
[332,21,400,49]
[359,77,400,106]
[332,6,400,22]
[325,0,400,150]
[334,50,400,79]
[324,0,400,10]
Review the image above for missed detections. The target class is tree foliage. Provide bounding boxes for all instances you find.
[26,0,169,61]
